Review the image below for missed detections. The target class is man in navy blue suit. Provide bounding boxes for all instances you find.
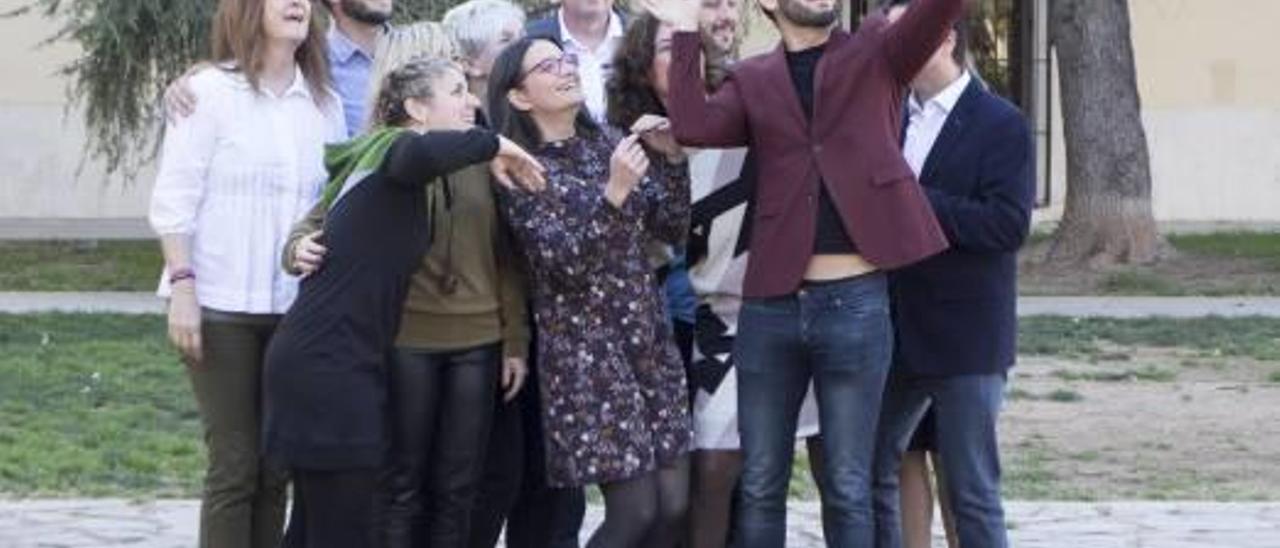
[872,2,1035,547]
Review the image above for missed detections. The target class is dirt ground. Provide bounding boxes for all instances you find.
[1017,242,1280,296]
[1000,347,1280,501]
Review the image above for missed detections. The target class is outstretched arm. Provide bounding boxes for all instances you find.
[881,0,968,85]
[383,130,545,191]
[644,0,750,147]
[382,129,501,186]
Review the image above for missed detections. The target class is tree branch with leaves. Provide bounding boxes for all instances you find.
[6,0,552,182]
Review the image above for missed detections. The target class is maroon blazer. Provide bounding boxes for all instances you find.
[668,0,964,298]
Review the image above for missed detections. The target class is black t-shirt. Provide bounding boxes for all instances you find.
[786,45,858,255]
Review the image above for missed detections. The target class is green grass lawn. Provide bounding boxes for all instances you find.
[4,313,1279,498]
[0,241,162,291]
[1020,230,1280,296]
[0,313,202,497]
[1169,231,1280,270]
[1018,316,1280,362]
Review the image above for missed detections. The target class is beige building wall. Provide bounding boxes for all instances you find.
[1,0,1276,223]
[0,0,155,220]
[1044,0,1280,222]
[1131,0,1280,222]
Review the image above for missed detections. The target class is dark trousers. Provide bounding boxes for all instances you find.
[504,384,586,548]
[468,391,524,548]
[284,467,380,548]
[190,309,289,548]
[469,342,585,548]
[872,374,1008,548]
[382,344,502,548]
[733,274,893,548]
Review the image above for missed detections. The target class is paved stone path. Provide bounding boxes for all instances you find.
[0,219,151,241]
[3,499,1279,547]
[0,292,164,314]
[5,218,1278,241]
[5,292,1280,318]
[1017,296,1280,319]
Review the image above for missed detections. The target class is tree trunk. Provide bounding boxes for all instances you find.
[1046,0,1166,266]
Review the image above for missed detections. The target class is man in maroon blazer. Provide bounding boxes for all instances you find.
[644,0,964,545]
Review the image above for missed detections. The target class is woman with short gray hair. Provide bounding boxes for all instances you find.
[443,0,527,100]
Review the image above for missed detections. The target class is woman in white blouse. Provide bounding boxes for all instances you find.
[147,0,345,546]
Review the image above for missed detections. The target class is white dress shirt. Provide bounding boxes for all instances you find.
[558,10,624,122]
[149,66,347,314]
[903,71,972,178]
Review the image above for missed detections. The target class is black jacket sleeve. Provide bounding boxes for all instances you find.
[382,129,500,188]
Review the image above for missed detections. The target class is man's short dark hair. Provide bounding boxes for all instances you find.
[880,0,968,68]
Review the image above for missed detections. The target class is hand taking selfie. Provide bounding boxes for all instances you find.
[640,0,700,31]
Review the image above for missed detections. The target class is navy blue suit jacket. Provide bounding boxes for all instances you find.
[890,79,1035,378]
[525,10,628,42]
[525,15,561,41]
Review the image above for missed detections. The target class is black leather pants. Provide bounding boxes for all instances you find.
[380,343,501,548]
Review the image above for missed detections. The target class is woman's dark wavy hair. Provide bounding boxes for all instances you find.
[606,13,732,130]
[486,36,599,150]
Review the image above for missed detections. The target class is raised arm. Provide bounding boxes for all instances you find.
[665,32,750,147]
[382,129,500,187]
[924,111,1034,252]
[880,0,968,85]
[643,0,750,147]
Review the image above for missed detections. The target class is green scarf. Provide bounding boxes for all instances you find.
[319,126,408,211]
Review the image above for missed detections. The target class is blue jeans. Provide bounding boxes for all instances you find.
[872,374,1008,548]
[734,273,893,548]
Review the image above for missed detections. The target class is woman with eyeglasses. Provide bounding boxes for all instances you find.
[486,36,693,548]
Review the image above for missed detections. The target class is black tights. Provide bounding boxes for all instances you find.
[381,344,501,548]
[283,467,379,548]
[688,450,744,548]
[586,456,691,548]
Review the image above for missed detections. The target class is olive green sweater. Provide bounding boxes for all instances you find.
[284,162,530,359]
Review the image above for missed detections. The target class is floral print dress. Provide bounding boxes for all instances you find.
[498,126,693,487]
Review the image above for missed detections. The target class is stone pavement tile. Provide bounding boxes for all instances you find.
[0,500,196,548]
[0,219,151,241]
[1018,296,1280,318]
[0,292,162,314]
[4,500,1280,547]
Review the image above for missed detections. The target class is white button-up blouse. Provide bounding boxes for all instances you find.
[149,65,347,314]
